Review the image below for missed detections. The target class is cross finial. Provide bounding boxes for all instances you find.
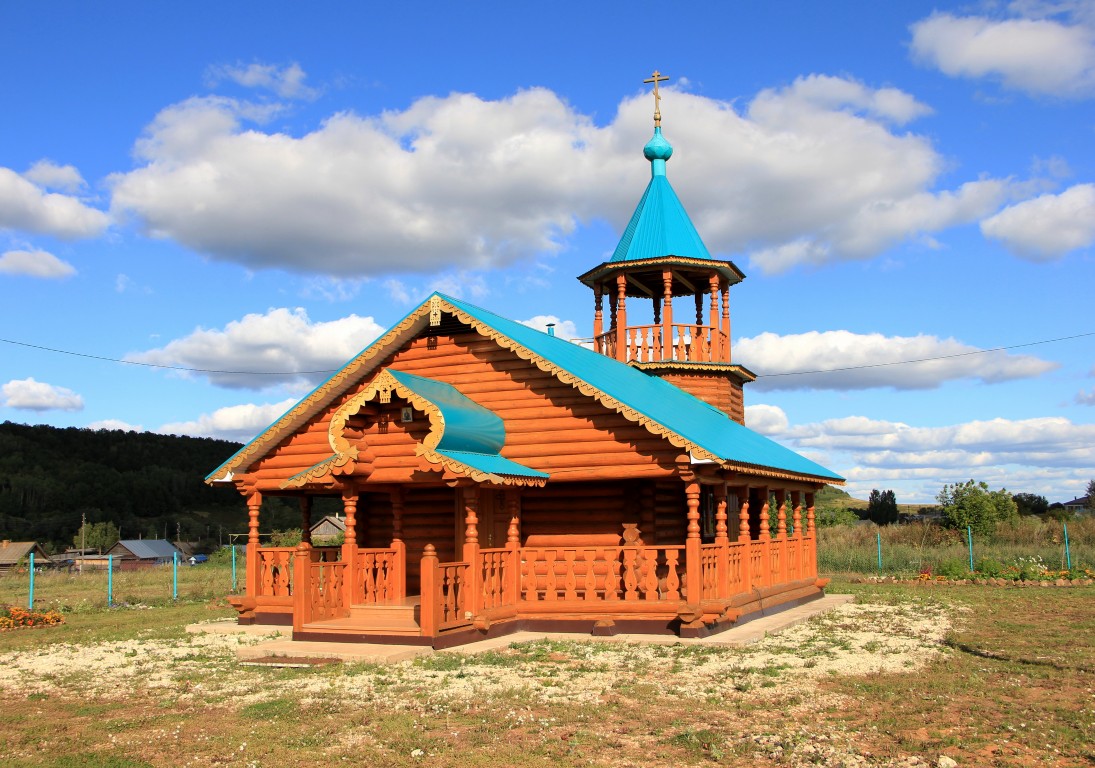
[643,70,669,127]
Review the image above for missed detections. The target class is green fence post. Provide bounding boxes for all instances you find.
[173,552,178,601]
[231,545,237,593]
[876,532,882,573]
[28,552,35,610]
[107,555,113,606]
[1064,522,1072,571]
[967,526,974,572]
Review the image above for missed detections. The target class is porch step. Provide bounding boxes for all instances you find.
[347,601,420,631]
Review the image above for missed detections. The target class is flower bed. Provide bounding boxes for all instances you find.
[0,605,64,631]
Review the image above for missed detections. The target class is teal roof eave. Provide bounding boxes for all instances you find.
[577,255,745,288]
[385,369,506,455]
[434,449,549,480]
[611,175,713,264]
[440,294,843,483]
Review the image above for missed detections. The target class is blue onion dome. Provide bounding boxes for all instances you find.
[643,127,673,161]
[643,126,673,177]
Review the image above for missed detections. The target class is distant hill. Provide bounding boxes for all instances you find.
[0,422,259,551]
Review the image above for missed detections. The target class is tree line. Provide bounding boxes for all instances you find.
[0,422,255,552]
[816,479,1095,531]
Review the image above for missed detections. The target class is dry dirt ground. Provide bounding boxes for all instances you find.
[0,599,971,767]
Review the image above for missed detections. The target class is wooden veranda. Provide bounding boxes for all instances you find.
[234,485,825,646]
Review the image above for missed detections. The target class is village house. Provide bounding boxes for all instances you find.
[207,73,843,647]
[0,541,52,574]
[105,539,184,571]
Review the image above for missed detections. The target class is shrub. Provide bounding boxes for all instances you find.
[975,557,1005,578]
[816,506,860,528]
[934,559,971,579]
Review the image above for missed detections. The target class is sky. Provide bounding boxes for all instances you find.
[1,1,1093,504]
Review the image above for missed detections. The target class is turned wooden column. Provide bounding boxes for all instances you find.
[661,269,673,360]
[758,487,772,588]
[791,490,803,581]
[463,486,481,615]
[721,282,731,362]
[299,497,312,545]
[593,285,604,347]
[758,488,771,542]
[806,491,817,578]
[341,488,358,605]
[685,480,702,605]
[505,490,521,605]
[713,482,729,598]
[291,540,312,634]
[708,273,720,362]
[776,490,787,539]
[736,487,751,592]
[390,487,406,600]
[737,489,751,543]
[615,273,628,362]
[713,484,728,544]
[245,491,262,598]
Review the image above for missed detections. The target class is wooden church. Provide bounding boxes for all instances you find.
[208,73,843,647]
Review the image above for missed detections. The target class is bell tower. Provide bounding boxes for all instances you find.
[578,71,755,423]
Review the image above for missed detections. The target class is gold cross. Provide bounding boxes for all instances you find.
[643,70,669,126]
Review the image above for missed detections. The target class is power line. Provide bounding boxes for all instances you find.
[757,331,1095,378]
[1,330,1092,379]
[0,338,335,376]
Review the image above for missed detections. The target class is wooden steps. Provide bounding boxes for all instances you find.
[301,599,422,636]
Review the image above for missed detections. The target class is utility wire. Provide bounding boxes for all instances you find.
[1,330,1092,379]
[0,338,335,376]
[758,331,1095,378]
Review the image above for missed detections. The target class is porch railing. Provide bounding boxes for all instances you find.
[520,545,684,603]
[593,323,729,364]
[354,547,402,604]
[256,545,341,598]
[307,560,348,621]
[419,545,472,635]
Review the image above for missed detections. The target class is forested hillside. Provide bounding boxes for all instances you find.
[0,422,254,551]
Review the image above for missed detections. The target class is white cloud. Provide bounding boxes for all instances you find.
[1,378,84,412]
[0,167,109,239]
[910,10,1095,96]
[736,330,1056,391]
[160,398,297,442]
[980,183,1095,259]
[127,307,386,390]
[109,91,594,276]
[107,79,1005,277]
[87,419,143,432]
[23,160,86,193]
[0,249,76,278]
[761,411,1095,501]
[519,315,579,341]
[744,403,789,435]
[428,272,489,301]
[207,61,318,100]
[1076,388,1095,405]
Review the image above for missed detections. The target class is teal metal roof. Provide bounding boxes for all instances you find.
[441,294,843,482]
[611,128,714,264]
[386,370,505,454]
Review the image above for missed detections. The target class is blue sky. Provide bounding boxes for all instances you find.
[2,1,1093,503]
